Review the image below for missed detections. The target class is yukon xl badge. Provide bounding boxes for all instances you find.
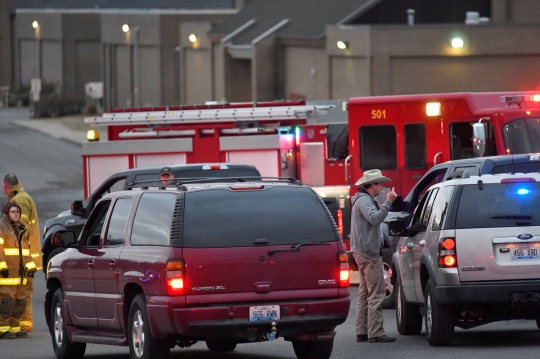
[518,233,534,240]
[462,266,485,271]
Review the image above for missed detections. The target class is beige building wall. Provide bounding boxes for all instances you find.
[511,0,540,24]
[0,0,12,88]
[284,47,329,100]
[252,35,276,101]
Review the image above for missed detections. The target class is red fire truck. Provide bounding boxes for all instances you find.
[83,92,540,244]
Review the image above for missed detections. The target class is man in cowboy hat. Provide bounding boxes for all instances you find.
[351,169,397,343]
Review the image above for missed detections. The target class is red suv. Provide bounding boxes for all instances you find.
[45,178,350,359]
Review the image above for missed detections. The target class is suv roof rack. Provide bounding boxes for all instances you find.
[126,176,303,190]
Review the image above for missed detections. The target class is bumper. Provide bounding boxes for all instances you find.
[434,279,540,305]
[147,296,350,340]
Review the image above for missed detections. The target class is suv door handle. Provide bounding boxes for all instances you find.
[88,259,95,270]
[109,259,117,270]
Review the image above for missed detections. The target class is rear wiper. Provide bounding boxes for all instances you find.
[267,242,330,256]
[491,214,532,220]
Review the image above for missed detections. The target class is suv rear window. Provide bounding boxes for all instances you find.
[183,187,338,248]
[455,182,540,228]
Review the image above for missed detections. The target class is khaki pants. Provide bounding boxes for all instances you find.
[353,253,386,338]
[19,277,33,332]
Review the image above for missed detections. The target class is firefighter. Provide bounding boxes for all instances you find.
[2,174,40,333]
[0,201,36,339]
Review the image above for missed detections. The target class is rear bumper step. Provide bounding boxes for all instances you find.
[435,280,540,304]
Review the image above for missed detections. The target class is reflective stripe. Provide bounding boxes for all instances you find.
[0,278,26,285]
[4,248,30,256]
[26,262,37,270]
[9,326,21,333]
[0,326,10,332]
[31,253,40,258]
[0,261,7,270]
[0,237,3,245]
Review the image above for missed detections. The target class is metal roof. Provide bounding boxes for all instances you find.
[11,0,235,11]
[211,0,379,44]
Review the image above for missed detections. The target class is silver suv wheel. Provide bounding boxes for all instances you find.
[131,309,145,358]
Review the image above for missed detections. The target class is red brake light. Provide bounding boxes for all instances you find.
[202,165,229,170]
[439,238,457,268]
[441,238,455,250]
[230,185,264,191]
[339,252,349,287]
[337,209,344,238]
[500,178,536,184]
[166,260,185,295]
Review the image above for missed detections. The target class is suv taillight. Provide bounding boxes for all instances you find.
[338,252,349,287]
[337,209,344,238]
[439,238,457,268]
[166,260,185,295]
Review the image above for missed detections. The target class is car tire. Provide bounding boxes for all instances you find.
[50,288,86,359]
[425,281,454,346]
[395,277,422,335]
[292,339,333,359]
[382,259,395,309]
[206,340,237,352]
[128,294,170,359]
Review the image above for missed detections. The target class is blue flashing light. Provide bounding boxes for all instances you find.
[517,188,530,195]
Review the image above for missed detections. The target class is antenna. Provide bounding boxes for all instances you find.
[511,154,515,174]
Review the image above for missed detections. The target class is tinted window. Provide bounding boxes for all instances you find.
[421,188,439,231]
[82,200,111,247]
[131,193,177,246]
[492,162,540,175]
[450,122,496,160]
[360,126,396,170]
[503,118,540,154]
[456,182,540,228]
[183,187,337,248]
[105,197,133,246]
[431,186,455,231]
[404,124,426,169]
[326,124,348,160]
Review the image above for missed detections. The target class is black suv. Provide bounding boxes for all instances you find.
[41,163,261,271]
[45,177,350,359]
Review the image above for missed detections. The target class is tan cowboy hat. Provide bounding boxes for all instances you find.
[354,169,392,186]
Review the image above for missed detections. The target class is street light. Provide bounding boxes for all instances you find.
[122,24,130,33]
[336,41,348,50]
[32,21,39,29]
[188,34,198,43]
[451,37,464,48]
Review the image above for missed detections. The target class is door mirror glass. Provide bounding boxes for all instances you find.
[472,122,486,157]
[52,230,77,247]
[388,219,407,236]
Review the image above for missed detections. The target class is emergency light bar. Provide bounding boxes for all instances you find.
[85,105,332,126]
[500,94,540,108]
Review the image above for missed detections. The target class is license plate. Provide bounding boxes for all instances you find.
[249,305,280,322]
[511,244,540,260]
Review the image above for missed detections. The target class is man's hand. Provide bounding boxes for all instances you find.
[0,269,8,278]
[386,187,398,202]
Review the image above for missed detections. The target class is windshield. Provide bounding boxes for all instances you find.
[503,117,540,153]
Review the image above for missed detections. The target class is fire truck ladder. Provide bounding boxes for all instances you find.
[84,104,334,126]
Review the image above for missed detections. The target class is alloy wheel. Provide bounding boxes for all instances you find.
[132,309,145,358]
[53,302,63,347]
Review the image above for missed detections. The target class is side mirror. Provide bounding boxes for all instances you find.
[388,219,407,236]
[71,200,84,217]
[390,196,403,212]
[472,122,486,157]
[51,230,77,247]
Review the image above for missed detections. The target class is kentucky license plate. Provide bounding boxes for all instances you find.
[249,305,280,322]
[511,244,540,260]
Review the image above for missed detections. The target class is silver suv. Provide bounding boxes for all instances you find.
[389,172,540,346]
